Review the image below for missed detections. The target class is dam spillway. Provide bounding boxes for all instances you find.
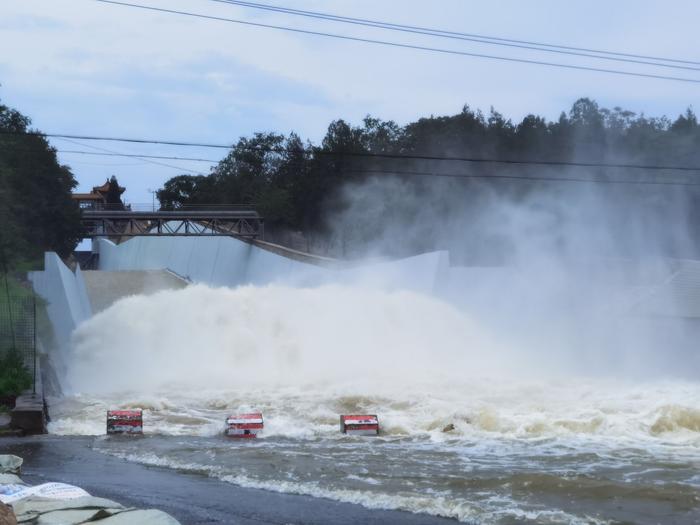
[25,234,700,524]
[81,270,187,314]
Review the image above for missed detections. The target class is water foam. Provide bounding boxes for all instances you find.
[49,284,700,523]
[66,284,507,393]
[53,284,700,447]
[95,446,609,524]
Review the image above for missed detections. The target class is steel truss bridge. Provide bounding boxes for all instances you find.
[80,207,264,239]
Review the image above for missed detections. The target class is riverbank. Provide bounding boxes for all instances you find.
[0,435,456,525]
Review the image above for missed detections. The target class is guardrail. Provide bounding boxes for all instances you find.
[80,203,256,212]
[79,207,264,239]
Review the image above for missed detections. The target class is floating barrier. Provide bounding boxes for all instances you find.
[226,412,264,438]
[106,410,143,435]
[340,414,379,436]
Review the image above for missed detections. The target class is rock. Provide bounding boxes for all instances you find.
[0,503,17,525]
[442,423,455,432]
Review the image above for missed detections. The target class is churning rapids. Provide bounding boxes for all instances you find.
[48,285,700,524]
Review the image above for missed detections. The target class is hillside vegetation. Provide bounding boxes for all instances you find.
[157,98,700,258]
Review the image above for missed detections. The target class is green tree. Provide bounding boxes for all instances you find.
[0,98,82,264]
[156,98,700,258]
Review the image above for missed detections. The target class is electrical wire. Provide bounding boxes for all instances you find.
[208,0,700,72]
[2,130,699,172]
[58,149,219,163]
[2,141,699,187]
[0,130,234,149]
[55,137,207,175]
[205,0,700,67]
[347,168,700,187]
[91,0,700,84]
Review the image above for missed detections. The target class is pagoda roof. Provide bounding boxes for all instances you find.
[93,180,126,194]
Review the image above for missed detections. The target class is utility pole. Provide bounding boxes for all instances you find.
[148,188,156,211]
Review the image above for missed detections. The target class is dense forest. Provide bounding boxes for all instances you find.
[158,98,700,259]
[0,98,82,268]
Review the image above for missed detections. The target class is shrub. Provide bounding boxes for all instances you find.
[0,347,32,397]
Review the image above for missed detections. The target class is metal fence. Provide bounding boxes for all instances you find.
[0,284,37,394]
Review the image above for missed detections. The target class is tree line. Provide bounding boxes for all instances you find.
[0,98,77,397]
[0,98,81,268]
[157,98,700,256]
[1,96,698,263]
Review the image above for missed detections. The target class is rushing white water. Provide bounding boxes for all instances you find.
[49,284,700,524]
[65,284,514,394]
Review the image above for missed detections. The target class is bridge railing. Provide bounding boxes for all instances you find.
[80,202,257,212]
[79,204,264,239]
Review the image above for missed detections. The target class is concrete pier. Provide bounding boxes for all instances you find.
[9,361,46,435]
[10,394,45,435]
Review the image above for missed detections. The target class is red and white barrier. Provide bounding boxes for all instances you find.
[106,409,143,435]
[340,414,379,436]
[225,412,263,438]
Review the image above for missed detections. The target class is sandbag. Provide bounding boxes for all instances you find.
[88,509,181,525]
[12,496,124,523]
[0,458,22,476]
[0,476,24,486]
[16,499,180,524]
[1,483,90,505]
[1,455,180,524]
[35,507,125,524]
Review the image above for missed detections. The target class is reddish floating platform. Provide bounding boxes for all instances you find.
[340,414,379,436]
[226,412,264,438]
[107,409,143,435]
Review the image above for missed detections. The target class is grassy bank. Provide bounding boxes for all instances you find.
[0,271,35,401]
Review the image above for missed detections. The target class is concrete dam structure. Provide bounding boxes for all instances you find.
[29,233,700,390]
[23,232,700,524]
[81,270,187,314]
[28,235,455,392]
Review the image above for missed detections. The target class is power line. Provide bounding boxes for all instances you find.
[92,0,700,84]
[61,159,148,167]
[58,149,220,163]
[2,129,700,172]
[0,130,233,149]
[2,142,696,186]
[55,136,206,175]
[2,137,698,186]
[48,149,700,182]
[208,0,700,67]
[348,168,700,187]
[209,0,700,73]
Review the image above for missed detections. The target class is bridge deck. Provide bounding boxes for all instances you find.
[80,209,264,238]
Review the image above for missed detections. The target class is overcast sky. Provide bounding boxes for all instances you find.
[1,0,698,204]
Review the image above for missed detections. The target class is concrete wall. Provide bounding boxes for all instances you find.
[96,236,454,296]
[29,238,454,387]
[97,236,332,288]
[28,253,92,379]
[30,236,700,393]
[82,270,188,313]
[340,250,450,296]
